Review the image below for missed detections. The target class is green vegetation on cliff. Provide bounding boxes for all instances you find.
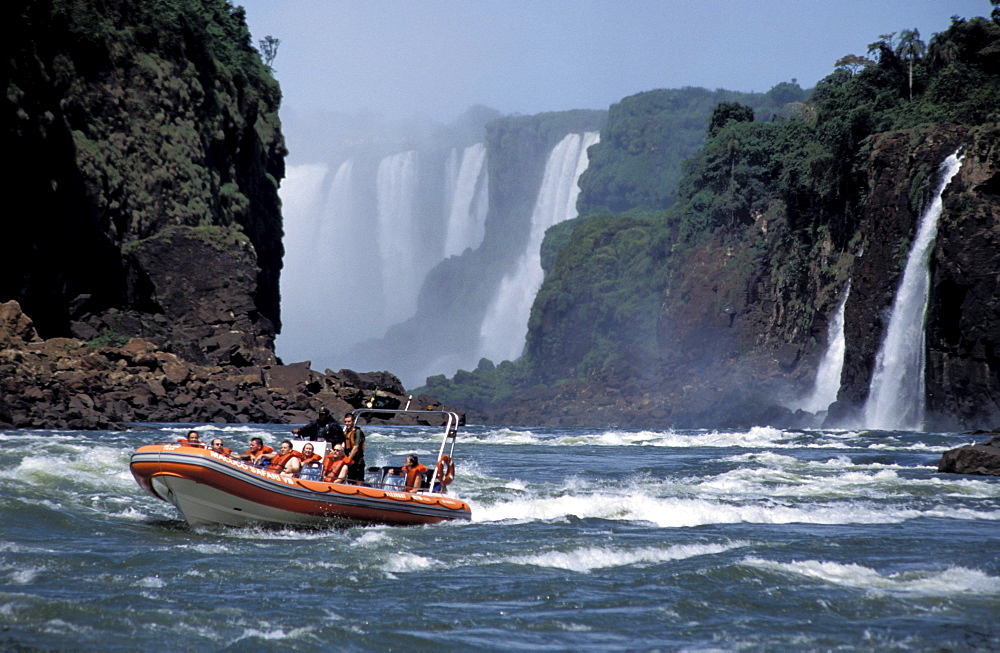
[576,85,808,216]
[418,13,1000,422]
[4,0,285,337]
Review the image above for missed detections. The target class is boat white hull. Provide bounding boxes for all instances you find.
[131,444,471,528]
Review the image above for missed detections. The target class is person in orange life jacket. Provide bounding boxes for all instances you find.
[177,430,204,447]
[343,413,366,482]
[322,444,352,482]
[298,442,321,465]
[265,440,302,477]
[209,438,232,456]
[389,455,428,490]
[235,437,274,464]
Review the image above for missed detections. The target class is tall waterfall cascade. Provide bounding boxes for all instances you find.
[375,151,422,325]
[863,151,963,431]
[443,143,489,258]
[795,281,850,414]
[277,142,490,367]
[477,132,601,363]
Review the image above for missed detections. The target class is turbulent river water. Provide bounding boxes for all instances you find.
[1,423,998,651]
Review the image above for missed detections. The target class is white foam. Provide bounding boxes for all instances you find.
[743,557,1000,596]
[689,459,1000,500]
[137,575,165,588]
[472,486,1000,528]
[507,541,746,573]
[10,567,41,585]
[233,625,314,643]
[383,552,438,574]
[191,543,231,555]
[355,530,391,546]
[42,618,98,637]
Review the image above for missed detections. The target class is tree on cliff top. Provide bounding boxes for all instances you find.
[896,28,927,100]
[707,102,755,138]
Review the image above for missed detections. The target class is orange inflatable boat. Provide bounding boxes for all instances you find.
[130,409,472,528]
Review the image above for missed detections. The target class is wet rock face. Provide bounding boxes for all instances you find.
[925,126,1000,427]
[833,125,1000,429]
[837,127,966,409]
[68,226,278,368]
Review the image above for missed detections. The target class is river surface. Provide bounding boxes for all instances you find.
[1,423,998,651]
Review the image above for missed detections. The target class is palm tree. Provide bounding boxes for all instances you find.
[896,29,927,100]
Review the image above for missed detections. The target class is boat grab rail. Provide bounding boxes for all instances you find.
[349,407,461,493]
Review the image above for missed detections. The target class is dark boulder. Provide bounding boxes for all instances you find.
[938,430,1000,476]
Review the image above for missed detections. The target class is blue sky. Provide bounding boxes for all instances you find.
[238,0,989,125]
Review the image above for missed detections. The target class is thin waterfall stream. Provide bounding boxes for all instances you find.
[863,151,963,430]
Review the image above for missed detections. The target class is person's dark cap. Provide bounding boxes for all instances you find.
[318,407,330,416]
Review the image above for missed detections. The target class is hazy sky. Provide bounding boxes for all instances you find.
[238,0,989,126]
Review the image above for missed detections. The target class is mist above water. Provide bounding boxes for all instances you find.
[277,111,493,370]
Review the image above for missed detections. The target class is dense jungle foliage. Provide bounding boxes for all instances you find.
[417,13,1000,410]
[576,84,808,216]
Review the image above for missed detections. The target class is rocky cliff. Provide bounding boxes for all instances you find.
[4,0,283,368]
[832,124,1000,427]
[1,1,453,429]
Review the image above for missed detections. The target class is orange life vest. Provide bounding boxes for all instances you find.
[404,464,428,490]
[244,445,274,463]
[267,451,297,473]
[322,455,353,482]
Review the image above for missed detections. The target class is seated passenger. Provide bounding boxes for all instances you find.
[208,438,232,456]
[177,430,204,447]
[322,444,353,483]
[266,440,302,477]
[298,442,322,465]
[235,437,274,465]
[399,455,428,491]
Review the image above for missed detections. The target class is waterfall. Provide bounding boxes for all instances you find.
[443,143,488,257]
[796,281,850,414]
[477,132,600,363]
[375,151,422,325]
[863,151,963,430]
[275,162,333,361]
[318,159,355,270]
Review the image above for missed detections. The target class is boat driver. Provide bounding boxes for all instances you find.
[293,407,345,446]
[343,413,366,482]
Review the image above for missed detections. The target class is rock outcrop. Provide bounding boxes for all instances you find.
[0,301,454,430]
[938,430,1000,476]
[4,0,284,370]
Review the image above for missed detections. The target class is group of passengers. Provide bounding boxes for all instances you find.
[172,408,432,487]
